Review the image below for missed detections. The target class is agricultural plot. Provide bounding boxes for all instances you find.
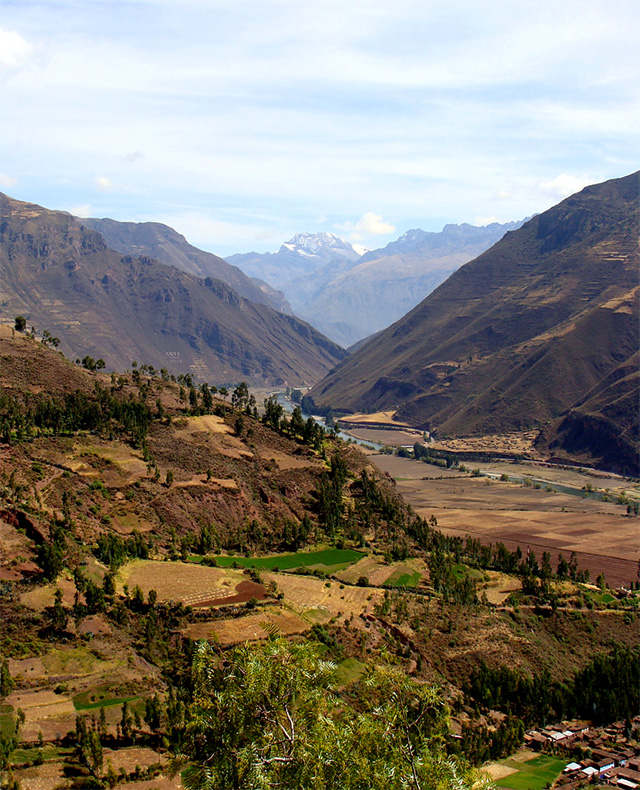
[183,606,310,644]
[479,571,522,605]
[6,689,76,741]
[493,753,566,790]
[385,568,421,587]
[119,559,264,607]
[371,453,639,588]
[335,555,429,587]
[212,548,364,573]
[184,572,383,646]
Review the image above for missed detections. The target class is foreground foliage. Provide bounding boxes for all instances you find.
[180,637,489,790]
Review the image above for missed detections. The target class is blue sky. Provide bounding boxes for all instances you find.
[1,0,638,257]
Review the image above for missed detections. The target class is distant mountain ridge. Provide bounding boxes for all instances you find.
[227,232,365,292]
[80,217,291,313]
[229,222,524,346]
[359,220,524,261]
[312,172,639,475]
[0,193,346,386]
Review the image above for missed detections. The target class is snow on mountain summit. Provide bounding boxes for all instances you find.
[280,232,366,262]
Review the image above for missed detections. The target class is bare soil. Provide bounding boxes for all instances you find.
[349,427,425,447]
[371,454,638,587]
[11,760,69,790]
[431,431,542,458]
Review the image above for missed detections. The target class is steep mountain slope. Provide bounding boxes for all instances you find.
[80,216,291,313]
[312,172,639,471]
[537,350,639,476]
[0,193,346,385]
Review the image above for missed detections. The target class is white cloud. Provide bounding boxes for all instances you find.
[0,27,32,68]
[0,0,637,254]
[538,174,590,199]
[69,203,92,218]
[336,212,396,241]
[0,172,17,188]
[475,216,499,226]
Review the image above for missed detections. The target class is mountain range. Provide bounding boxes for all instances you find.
[311,172,639,475]
[228,222,523,346]
[0,193,346,386]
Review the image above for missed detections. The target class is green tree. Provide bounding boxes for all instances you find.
[14,316,26,332]
[49,588,68,631]
[0,660,13,698]
[180,637,484,790]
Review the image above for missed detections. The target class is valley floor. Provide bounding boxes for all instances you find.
[371,452,639,589]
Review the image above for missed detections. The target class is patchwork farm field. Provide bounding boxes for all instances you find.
[182,571,384,645]
[371,453,639,587]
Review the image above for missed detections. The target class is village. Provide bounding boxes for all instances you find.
[524,717,640,790]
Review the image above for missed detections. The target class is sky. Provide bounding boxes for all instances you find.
[1,0,638,258]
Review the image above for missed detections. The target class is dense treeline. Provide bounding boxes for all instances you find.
[94,530,151,569]
[466,645,640,726]
[0,384,153,447]
[458,717,526,765]
[262,396,326,451]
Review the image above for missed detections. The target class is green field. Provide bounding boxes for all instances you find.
[386,570,421,587]
[0,704,14,738]
[74,695,138,711]
[73,686,140,711]
[11,746,74,764]
[592,592,615,604]
[496,754,566,790]
[196,548,365,572]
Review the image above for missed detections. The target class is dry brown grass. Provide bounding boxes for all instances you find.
[262,449,322,471]
[431,431,541,457]
[342,411,412,427]
[265,572,383,623]
[11,761,69,790]
[336,555,395,585]
[183,607,309,645]
[119,559,245,604]
[480,571,523,605]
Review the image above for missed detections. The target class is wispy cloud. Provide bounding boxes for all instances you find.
[537,174,591,200]
[336,213,396,242]
[95,176,113,190]
[0,0,638,256]
[69,203,92,217]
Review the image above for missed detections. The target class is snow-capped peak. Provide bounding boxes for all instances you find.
[279,232,366,262]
